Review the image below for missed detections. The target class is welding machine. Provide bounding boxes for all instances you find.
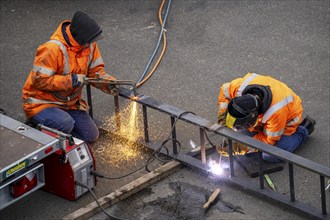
[41,136,97,201]
[0,114,97,210]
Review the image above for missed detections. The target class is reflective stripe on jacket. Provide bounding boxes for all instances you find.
[218,73,303,145]
[22,20,115,118]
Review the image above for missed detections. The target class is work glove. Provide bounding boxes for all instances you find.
[218,111,227,125]
[77,74,86,85]
[72,74,86,87]
[233,142,248,155]
[216,141,248,157]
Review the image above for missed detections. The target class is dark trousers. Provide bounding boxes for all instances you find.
[32,107,99,143]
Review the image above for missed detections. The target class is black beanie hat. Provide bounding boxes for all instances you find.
[228,94,258,118]
[70,11,102,46]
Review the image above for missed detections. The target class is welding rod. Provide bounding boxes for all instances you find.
[203,188,221,209]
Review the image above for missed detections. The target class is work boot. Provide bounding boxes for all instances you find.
[299,115,316,135]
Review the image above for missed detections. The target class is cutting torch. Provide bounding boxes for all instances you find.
[84,77,138,98]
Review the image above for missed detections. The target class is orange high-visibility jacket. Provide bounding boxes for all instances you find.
[22,20,115,119]
[218,73,303,145]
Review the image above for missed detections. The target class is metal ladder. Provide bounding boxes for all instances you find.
[87,85,330,220]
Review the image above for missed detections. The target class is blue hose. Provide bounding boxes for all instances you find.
[137,0,172,84]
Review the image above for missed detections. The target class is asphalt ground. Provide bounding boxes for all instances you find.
[0,0,329,219]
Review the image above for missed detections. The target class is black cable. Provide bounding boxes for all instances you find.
[0,108,6,115]
[75,181,123,220]
[145,139,180,172]
[91,111,195,180]
[204,130,219,149]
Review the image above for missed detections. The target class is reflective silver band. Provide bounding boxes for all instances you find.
[48,40,70,75]
[89,57,104,69]
[25,97,65,105]
[88,43,94,68]
[287,116,300,126]
[219,102,228,110]
[263,127,284,137]
[32,65,56,76]
[237,73,259,96]
[223,83,231,99]
[262,95,293,123]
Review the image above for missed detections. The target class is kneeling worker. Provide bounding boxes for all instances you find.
[22,11,118,143]
[217,73,316,163]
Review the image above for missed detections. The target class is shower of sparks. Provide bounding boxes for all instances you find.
[122,101,139,142]
[94,102,147,167]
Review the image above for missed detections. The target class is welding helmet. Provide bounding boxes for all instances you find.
[225,94,259,130]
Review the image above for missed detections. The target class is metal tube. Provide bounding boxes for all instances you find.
[199,128,206,164]
[86,84,93,118]
[320,175,327,215]
[258,151,264,189]
[142,105,149,143]
[84,78,138,97]
[171,116,177,154]
[289,163,295,202]
[228,139,234,177]
[112,80,138,97]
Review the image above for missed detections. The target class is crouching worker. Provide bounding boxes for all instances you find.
[22,11,118,143]
[217,73,316,163]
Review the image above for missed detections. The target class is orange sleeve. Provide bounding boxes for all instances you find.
[253,112,287,145]
[87,43,117,93]
[217,77,243,113]
[31,43,73,91]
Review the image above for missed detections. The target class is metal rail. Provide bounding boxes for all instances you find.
[86,85,330,220]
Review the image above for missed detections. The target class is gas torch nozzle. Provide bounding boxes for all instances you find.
[84,78,139,100]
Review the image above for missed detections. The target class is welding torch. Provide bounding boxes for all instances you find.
[84,77,138,99]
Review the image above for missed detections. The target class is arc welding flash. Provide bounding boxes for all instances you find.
[208,159,224,176]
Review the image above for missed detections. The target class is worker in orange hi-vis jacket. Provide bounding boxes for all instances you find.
[217,73,316,163]
[22,11,118,143]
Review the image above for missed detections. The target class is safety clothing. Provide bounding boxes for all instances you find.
[23,19,116,119]
[218,73,303,146]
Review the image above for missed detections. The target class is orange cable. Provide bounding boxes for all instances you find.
[136,0,168,88]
